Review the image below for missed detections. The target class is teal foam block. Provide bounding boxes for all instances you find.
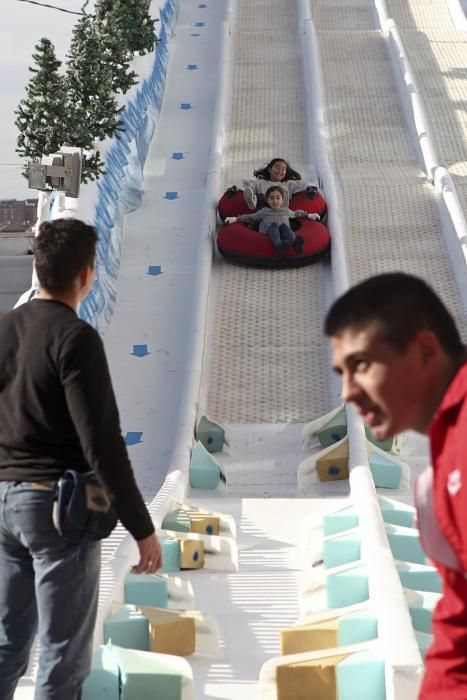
[415,632,433,661]
[365,426,393,452]
[409,606,434,634]
[387,529,426,565]
[82,645,120,700]
[158,537,181,573]
[338,611,378,645]
[323,506,359,536]
[317,408,347,447]
[113,645,183,700]
[124,573,168,608]
[104,606,149,651]
[337,651,386,700]
[162,509,191,533]
[327,565,369,608]
[196,415,225,453]
[369,452,402,489]
[323,533,361,569]
[408,592,439,633]
[189,440,220,489]
[398,564,441,593]
[379,498,415,528]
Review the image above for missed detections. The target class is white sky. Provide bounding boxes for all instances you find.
[0,0,94,199]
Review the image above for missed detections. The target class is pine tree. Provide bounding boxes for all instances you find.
[95,0,158,58]
[94,0,137,95]
[15,38,67,164]
[64,14,124,182]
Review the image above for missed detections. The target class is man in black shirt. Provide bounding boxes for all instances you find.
[0,218,162,700]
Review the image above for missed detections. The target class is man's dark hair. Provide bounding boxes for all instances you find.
[34,218,98,293]
[325,272,464,357]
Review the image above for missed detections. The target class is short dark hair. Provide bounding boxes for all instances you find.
[265,185,286,201]
[34,218,98,293]
[254,158,302,182]
[325,272,464,356]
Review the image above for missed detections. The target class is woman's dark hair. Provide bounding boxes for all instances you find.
[325,272,464,357]
[34,218,98,293]
[264,185,286,202]
[254,158,302,182]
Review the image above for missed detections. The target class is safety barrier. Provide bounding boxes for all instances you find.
[297,1,424,697]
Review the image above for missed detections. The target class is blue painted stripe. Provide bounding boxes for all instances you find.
[147,265,162,276]
[187,64,198,70]
[131,344,150,357]
[172,152,184,160]
[125,432,144,446]
[164,191,179,200]
[180,103,192,110]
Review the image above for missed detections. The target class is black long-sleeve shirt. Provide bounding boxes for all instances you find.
[0,298,154,541]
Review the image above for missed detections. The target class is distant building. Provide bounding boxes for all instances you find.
[0,199,37,230]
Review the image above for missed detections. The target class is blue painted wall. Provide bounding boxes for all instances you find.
[79,0,179,331]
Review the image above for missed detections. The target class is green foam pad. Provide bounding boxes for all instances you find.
[104,606,149,651]
[365,426,393,451]
[323,534,361,569]
[327,565,369,608]
[82,645,120,700]
[317,408,347,447]
[323,507,358,536]
[162,509,191,533]
[196,415,225,453]
[124,573,168,608]
[338,612,378,645]
[113,645,183,700]
[189,440,220,489]
[337,651,386,700]
[369,452,402,489]
[158,538,181,573]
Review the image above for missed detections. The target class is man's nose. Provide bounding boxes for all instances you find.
[340,373,360,403]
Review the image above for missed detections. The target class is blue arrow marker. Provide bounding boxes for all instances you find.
[172,152,184,160]
[131,344,150,357]
[187,64,198,70]
[180,103,192,110]
[164,192,179,200]
[195,22,204,26]
[147,265,162,276]
[125,432,143,446]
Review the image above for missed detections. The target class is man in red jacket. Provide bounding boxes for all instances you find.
[325,272,467,699]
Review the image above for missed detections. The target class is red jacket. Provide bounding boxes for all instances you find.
[418,362,467,698]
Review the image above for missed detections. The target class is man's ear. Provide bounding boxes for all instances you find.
[415,330,440,366]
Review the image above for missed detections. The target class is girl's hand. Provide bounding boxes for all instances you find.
[225,217,237,224]
[307,213,320,220]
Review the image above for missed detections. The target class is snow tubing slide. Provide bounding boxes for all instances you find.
[216,190,330,268]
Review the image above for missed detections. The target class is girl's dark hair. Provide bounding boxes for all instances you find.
[264,185,286,202]
[325,272,464,357]
[34,218,98,293]
[254,158,302,182]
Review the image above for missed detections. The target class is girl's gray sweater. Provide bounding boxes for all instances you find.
[237,207,307,234]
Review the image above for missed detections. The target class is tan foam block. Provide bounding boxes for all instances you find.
[180,539,205,569]
[189,513,220,536]
[281,620,339,655]
[136,606,196,656]
[276,653,348,700]
[316,441,349,482]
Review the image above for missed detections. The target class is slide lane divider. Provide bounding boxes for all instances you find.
[297,2,424,697]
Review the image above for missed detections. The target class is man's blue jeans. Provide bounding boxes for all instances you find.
[267,222,295,248]
[0,482,101,700]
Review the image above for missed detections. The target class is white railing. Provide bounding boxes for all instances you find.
[297,2,424,697]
